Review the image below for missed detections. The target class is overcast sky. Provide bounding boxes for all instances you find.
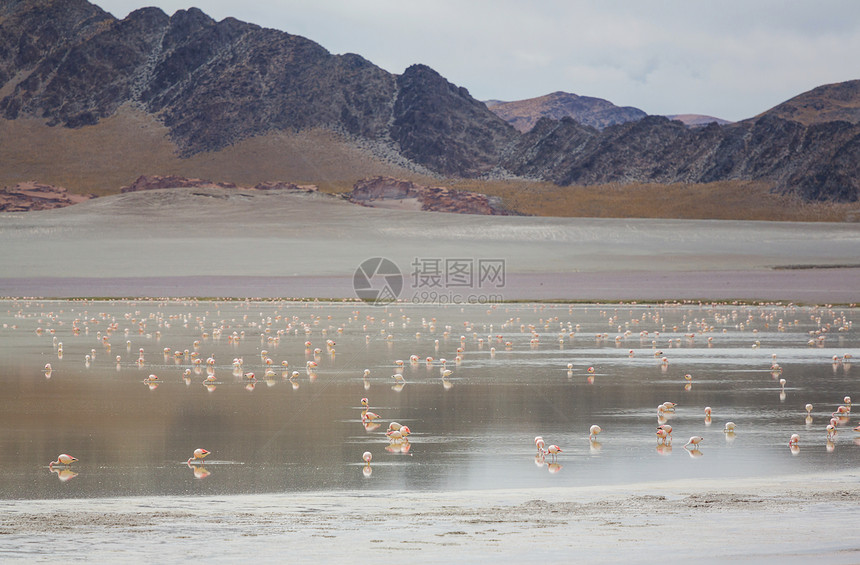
[92,1,860,122]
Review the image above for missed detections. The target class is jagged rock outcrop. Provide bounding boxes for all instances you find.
[0,181,94,211]
[347,176,517,215]
[390,65,519,176]
[487,91,647,132]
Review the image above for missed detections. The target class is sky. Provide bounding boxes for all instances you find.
[91,1,860,122]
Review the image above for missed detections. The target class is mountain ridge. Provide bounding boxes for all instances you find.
[0,0,858,204]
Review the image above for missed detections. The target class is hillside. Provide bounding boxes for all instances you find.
[761,80,860,125]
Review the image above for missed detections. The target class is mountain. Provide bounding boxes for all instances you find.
[666,114,732,127]
[0,0,857,205]
[502,112,860,201]
[0,0,516,177]
[762,80,860,125]
[487,91,647,132]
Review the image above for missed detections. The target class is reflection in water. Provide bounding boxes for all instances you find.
[50,467,79,482]
[187,463,211,480]
[0,300,857,499]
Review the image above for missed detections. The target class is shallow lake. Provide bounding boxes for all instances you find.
[1,299,858,499]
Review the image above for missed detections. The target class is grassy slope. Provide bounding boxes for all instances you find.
[1,107,857,221]
[0,106,432,196]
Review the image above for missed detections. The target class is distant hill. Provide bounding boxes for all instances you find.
[487,91,647,132]
[666,114,732,127]
[759,80,860,125]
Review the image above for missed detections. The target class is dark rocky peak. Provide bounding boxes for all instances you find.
[391,64,518,176]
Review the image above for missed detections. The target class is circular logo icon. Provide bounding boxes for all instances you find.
[353,257,403,304]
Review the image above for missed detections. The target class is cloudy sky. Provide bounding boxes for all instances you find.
[92,1,860,122]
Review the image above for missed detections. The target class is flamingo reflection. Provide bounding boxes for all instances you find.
[50,467,78,482]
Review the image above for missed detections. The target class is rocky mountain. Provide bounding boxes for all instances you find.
[487,91,647,132]
[0,0,516,176]
[503,113,860,201]
[0,0,857,204]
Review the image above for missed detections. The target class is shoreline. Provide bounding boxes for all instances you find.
[3,470,860,563]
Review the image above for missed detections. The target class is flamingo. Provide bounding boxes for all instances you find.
[49,454,78,467]
[547,444,562,461]
[724,422,737,433]
[535,436,545,453]
[589,425,602,441]
[657,424,673,444]
[788,433,800,446]
[362,451,372,464]
[684,436,703,450]
[187,448,210,464]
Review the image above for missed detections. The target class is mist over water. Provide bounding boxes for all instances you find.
[2,299,858,500]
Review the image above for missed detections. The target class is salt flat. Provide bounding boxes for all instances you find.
[0,187,857,301]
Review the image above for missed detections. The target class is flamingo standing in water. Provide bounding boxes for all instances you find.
[187,448,210,464]
[50,454,77,467]
[361,398,381,422]
[657,424,673,445]
[534,436,545,453]
[547,444,562,461]
[589,425,602,441]
[684,436,703,450]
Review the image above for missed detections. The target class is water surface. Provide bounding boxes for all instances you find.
[1,299,858,499]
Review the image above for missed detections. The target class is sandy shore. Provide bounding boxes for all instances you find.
[2,472,859,563]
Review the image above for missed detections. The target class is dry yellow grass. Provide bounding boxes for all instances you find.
[0,105,431,196]
[1,107,857,221]
[452,179,860,222]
